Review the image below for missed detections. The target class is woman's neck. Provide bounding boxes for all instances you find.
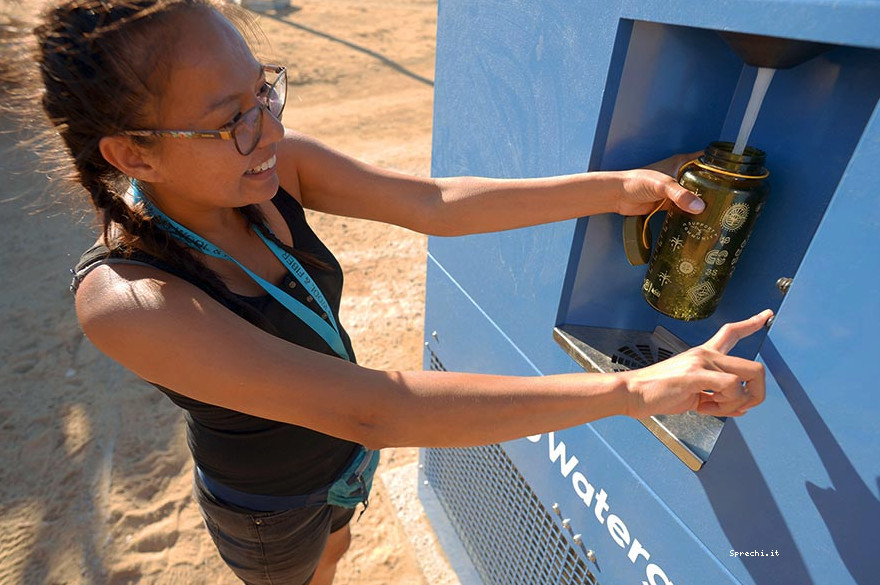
[140,187,252,243]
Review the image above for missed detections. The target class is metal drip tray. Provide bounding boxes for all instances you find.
[553,324,725,471]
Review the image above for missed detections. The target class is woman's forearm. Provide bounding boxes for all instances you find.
[252,310,769,450]
[358,369,629,449]
[225,337,629,450]
[429,172,625,236]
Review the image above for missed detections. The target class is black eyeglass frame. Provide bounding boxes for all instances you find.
[119,64,287,156]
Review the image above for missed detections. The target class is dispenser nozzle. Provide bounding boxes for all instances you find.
[719,31,832,69]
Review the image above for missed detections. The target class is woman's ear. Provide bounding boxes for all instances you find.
[99,136,162,182]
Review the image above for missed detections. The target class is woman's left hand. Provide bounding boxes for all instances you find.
[615,151,704,216]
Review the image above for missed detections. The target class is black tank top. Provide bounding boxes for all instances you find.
[73,189,359,496]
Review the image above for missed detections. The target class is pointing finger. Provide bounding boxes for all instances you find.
[705,309,774,354]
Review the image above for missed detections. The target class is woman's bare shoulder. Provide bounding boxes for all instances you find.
[74,261,206,347]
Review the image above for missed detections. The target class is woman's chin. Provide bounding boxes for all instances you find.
[241,172,280,203]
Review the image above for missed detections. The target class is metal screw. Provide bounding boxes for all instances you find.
[431,330,439,342]
[776,277,793,295]
[586,549,597,564]
[551,503,561,516]
[562,518,572,532]
[573,534,582,545]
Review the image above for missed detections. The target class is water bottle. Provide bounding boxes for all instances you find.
[624,141,770,321]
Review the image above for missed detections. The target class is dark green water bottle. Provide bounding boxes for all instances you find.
[628,141,770,321]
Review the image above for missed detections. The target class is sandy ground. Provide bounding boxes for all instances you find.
[0,1,449,583]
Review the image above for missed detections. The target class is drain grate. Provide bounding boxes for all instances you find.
[423,443,599,585]
[610,342,676,371]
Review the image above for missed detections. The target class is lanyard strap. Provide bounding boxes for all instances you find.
[132,185,351,361]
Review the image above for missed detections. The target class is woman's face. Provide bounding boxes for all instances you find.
[140,8,285,213]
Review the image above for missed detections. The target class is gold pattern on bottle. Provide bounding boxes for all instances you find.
[683,221,719,241]
[705,249,729,266]
[687,282,717,306]
[721,203,750,230]
[677,259,696,275]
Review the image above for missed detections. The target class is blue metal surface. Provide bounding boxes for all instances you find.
[423,1,880,584]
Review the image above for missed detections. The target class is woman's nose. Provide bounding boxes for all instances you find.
[258,105,285,148]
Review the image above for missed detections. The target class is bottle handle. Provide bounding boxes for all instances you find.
[622,214,651,265]
[622,159,699,266]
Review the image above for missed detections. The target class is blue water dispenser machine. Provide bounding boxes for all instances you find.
[419,1,880,584]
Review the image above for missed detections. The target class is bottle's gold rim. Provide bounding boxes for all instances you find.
[681,158,770,181]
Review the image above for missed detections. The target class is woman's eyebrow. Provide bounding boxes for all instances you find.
[202,65,265,116]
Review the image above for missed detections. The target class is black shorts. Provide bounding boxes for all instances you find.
[194,472,355,585]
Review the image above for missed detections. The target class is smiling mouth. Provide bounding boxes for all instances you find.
[245,154,277,175]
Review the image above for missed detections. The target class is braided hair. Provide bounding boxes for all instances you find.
[30,0,325,310]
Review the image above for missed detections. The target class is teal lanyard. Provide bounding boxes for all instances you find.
[132,184,351,361]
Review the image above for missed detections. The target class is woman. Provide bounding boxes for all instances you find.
[27,1,770,584]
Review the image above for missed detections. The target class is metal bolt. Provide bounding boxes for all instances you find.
[431,330,439,341]
[573,534,582,545]
[424,341,430,347]
[776,277,793,295]
[586,549,597,564]
[562,518,572,532]
[551,503,561,516]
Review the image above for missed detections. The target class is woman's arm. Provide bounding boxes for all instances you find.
[277,130,704,236]
[75,262,768,450]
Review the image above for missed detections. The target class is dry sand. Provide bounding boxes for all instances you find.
[0,1,452,583]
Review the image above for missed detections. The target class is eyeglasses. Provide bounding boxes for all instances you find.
[120,65,287,156]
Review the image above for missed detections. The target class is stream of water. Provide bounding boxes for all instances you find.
[733,66,776,155]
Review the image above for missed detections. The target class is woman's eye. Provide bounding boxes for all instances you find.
[221,111,243,130]
[217,80,270,129]
[256,82,272,103]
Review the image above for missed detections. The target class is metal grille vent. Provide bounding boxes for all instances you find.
[423,444,599,585]
[610,342,675,371]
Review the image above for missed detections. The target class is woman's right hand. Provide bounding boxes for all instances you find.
[615,151,705,217]
[620,309,774,419]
